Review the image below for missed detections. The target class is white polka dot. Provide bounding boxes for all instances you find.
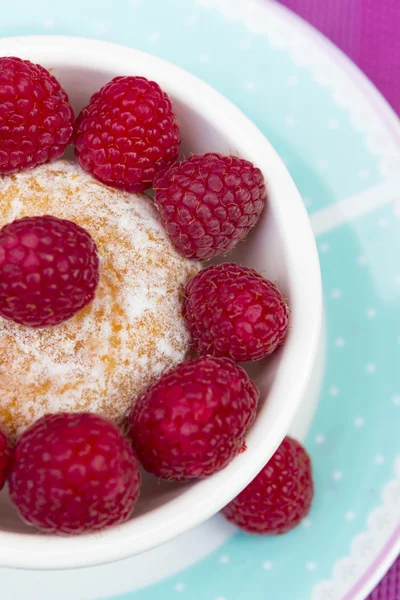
[216,597,226,600]
[149,32,160,43]
[394,274,400,286]
[359,169,370,179]
[331,288,342,299]
[335,337,345,348]
[328,118,340,129]
[392,395,400,406]
[374,454,385,464]
[379,218,389,228]
[302,518,312,528]
[199,52,210,63]
[175,582,185,592]
[345,511,356,521]
[366,308,376,318]
[319,242,330,253]
[43,18,55,29]
[357,255,368,265]
[285,115,295,127]
[187,15,197,25]
[263,561,272,570]
[219,555,230,564]
[95,22,108,34]
[330,386,339,396]
[318,159,329,170]
[306,562,317,571]
[315,434,325,444]
[245,80,255,91]
[365,363,376,374]
[354,417,365,428]
[287,75,299,86]
[332,470,343,481]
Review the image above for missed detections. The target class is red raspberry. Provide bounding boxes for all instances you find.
[0,215,99,328]
[222,436,314,534]
[0,427,12,491]
[0,57,74,174]
[154,153,266,260]
[8,413,141,534]
[184,263,289,362]
[129,355,259,481]
[74,76,180,192]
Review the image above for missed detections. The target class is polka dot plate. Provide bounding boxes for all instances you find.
[0,0,399,599]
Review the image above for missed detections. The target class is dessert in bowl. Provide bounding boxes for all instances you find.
[0,36,322,569]
[0,160,198,439]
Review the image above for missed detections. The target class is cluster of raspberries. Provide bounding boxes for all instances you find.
[0,56,313,536]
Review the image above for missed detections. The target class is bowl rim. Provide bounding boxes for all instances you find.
[0,35,322,569]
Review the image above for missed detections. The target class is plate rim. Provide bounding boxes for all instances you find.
[269,2,400,598]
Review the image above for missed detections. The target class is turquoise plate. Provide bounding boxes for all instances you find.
[0,1,399,599]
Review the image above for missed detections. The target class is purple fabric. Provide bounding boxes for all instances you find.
[276,2,400,595]
[278,0,400,115]
[366,556,400,599]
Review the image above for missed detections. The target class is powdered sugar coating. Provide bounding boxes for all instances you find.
[0,160,199,439]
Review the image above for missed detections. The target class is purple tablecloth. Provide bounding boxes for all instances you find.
[277,1,400,597]
[278,0,400,115]
[366,557,400,599]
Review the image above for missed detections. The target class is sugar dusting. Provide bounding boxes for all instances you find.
[0,161,199,439]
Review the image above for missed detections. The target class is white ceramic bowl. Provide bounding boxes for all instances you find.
[0,35,322,569]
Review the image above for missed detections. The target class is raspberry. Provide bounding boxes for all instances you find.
[129,355,259,481]
[154,153,266,260]
[184,263,289,362]
[0,215,99,328]
[74,76,180,192]
[0,426,12,491]
[8,413,141,534]
[222,436,314,534]
[0,57,74,174]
